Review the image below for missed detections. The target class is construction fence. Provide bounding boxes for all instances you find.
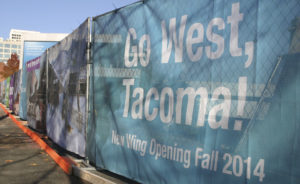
[0,0,300,183]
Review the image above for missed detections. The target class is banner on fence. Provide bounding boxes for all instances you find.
[0,81,5,103]
[12,70,21,115]
[46,19,89,157]
[26,53,47,132]
[2,80,7,104]
[9,73,15,110]
[4,77,10,107]
[19,41,57,119]
[88,0,300,183]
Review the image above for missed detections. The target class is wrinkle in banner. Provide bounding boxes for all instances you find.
[88,0,300,183]
[46,19,88,157]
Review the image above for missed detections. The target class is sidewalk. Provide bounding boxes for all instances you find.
[0,106,90,184]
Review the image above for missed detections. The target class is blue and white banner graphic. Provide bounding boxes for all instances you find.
[19,41,57,119]
[88,0,300,183]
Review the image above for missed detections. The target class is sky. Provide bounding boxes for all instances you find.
[0,0,139,39]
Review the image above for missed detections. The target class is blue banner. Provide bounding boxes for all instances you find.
[19,41,57,119]
[89,0,300,183]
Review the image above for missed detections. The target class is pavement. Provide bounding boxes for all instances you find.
[0,105,90,184]
[0,104,138,184]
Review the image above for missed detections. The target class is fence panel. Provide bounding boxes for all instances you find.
[26,52,47,132]
[9,73,15,111]
[4,77,10,107]
[12,70,21,115]
[0,81,5,103]
[46,19,89,157]
[19,41,57,120]
[88,0,300,183]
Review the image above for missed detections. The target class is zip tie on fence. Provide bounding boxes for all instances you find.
[0,103,72,175]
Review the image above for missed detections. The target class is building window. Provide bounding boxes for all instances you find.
[11,44,17,48]
[0,54,3,58]
[11,50,17,53]
[11,34,21,40]
[4,44,10,48]
[0,44,3,47]
[4,54,10,58]
[0,49,3,52]
[4,49,9,53]
[18,45,21,49]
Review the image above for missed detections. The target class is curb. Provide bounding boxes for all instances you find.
[71,160,125,184]
[73,166,117,184]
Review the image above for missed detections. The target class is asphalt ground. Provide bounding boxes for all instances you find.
[0,106,91,184]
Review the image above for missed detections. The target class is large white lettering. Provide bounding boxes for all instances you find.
[124,28,151,67]
[120,2,254,132]
[122,79,246,131]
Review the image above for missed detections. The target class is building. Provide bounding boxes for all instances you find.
[0,37,22,62]
[9,29,67,42]
[0,29,68,68]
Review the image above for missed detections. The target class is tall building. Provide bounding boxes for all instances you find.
[0,29,68,67]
